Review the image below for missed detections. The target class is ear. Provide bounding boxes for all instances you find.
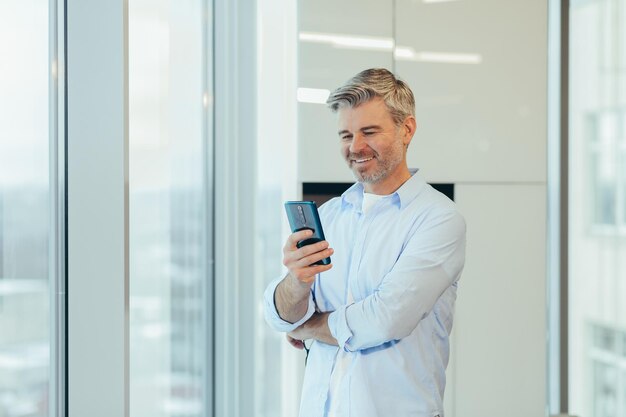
[402,116,417,146]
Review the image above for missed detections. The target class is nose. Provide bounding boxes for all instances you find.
[349,133,367,154]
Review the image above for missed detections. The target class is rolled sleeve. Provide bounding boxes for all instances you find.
[263,275,317,333]
[327,304,354,351]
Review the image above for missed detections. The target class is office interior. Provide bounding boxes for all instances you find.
[0,0,624,416]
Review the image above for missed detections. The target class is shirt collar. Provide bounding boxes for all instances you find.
[341,168,426,211]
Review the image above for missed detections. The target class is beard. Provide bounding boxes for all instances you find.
[347,139,405,184]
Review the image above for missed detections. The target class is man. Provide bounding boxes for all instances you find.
[263,68,466,417]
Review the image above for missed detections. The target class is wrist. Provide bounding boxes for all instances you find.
[274,274,312,324]
[303,312,336,346]
[306,312,328,338]
[285,272,312,297]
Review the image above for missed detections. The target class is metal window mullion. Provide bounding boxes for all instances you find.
[547,0,570,415]
[49,0,67,415]
[66,0,129,416]
[202,0,215,415]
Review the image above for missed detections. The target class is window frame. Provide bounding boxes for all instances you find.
[49,0,67,415]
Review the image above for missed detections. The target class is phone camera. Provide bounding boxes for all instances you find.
[297,205,306,224]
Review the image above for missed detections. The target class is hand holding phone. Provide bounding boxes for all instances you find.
[284,201,331,266]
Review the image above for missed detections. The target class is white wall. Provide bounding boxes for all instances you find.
[297,1,548,415]
[298,0,394,184]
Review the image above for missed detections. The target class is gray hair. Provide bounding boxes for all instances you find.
[326,68,415,126]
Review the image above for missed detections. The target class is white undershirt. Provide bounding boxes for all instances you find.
[361,191,387,214]
[327,191,390,416]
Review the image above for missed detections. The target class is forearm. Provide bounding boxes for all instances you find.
[328,262,462,351]
[290,312,338,346]
[274,274,312,324]
[273,229,333,324]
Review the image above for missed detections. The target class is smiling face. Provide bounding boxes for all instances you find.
[337,97,416,194]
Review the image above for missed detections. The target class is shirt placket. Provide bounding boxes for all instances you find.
[342,207,378,416]
[348,202,384,303]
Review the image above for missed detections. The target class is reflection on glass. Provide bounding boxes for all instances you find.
[0,1,51,416]
[593,362,618,417]
[255,182,289,417]
[129,1,211,416]
[570,0,626,416]
[588,112,621,226]
[590,152,617,225]
[255,3,301,415]
[622,139,626,227]
[623,369,626,417]
[589,324,626,417]
[593,325,617,351]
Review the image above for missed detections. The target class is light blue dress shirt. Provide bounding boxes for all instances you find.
[264,169,466,417]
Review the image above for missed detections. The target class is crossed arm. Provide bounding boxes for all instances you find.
[272,210,466,352]
[286,311,337,348]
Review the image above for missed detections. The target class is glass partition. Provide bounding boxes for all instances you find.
[569,0,626,415]
[0,1,54,416]
[129,1,213,416]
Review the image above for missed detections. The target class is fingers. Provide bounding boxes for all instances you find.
[282,238,331,266]
[288,262,333,285]
[295,248,334,269]
[282,231,334,285]
[286,334,304,350]
[284,229,314,251]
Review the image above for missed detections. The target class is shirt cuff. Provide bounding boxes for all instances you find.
[327,304,354,351]
[263,276,316,333]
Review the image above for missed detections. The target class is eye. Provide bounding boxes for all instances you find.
[363,130,375,136]
[341,134,353,141]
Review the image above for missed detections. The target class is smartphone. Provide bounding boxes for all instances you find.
[284,201,331,266]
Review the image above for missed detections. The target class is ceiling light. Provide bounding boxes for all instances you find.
[297,88,330,104]
[299,31,394,51]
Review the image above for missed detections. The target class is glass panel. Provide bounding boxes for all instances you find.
[254,3,301,417]
[622,146,626,225]
[593,361,618,417]
[129,1,212,416]
[0,1,51,416]
[590,151,617,225]
[569,0,626,416]
[593,325,617,351]
[622,370,626,417]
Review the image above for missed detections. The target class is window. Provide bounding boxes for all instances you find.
[128,0,213,415]
[569,0,626,416]
[589,324,626,417]
[0,0,60,416]
[587,110,626,232]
